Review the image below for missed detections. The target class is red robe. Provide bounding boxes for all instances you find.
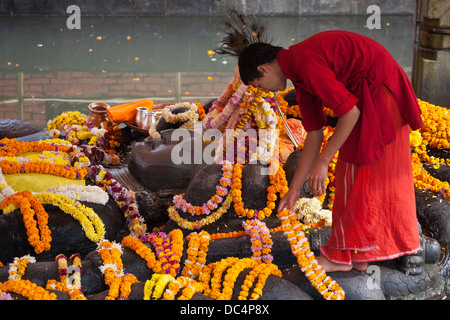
[277,31,422,264]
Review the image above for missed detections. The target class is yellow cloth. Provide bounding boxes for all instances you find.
[4,173,85,193]
[107,99,153,124]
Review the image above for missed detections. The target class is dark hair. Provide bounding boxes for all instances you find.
[238,42,283,85]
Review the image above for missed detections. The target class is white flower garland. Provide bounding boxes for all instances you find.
[8,255,36,280]
[0,168,15,204]
[252,99,278,162]
[0,166,109,206]
[38,185,109,205]
[293,197,332,226]
[150,102,199,139]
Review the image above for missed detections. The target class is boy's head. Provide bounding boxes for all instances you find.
[238,42,286,92]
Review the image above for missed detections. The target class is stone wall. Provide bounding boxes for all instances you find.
[0,70,234,128]
[0,0,415,16]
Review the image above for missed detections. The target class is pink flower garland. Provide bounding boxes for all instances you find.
[243,219,274,263]
[140,232,181,275]
[172,161,232,216]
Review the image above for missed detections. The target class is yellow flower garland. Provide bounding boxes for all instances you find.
[35,192,105,243]
[167,193,233,230]
[144,274,176,300]
[198,257,282,300]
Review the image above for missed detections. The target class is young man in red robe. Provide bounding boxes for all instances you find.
[238,30,424,272]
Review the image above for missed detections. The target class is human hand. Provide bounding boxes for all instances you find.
[277,188,300,213]
[308,157,329,198]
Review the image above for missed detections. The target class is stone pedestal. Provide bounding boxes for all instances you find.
[412,0,450,108]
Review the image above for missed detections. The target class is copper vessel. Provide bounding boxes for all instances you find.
[86,102,111,128]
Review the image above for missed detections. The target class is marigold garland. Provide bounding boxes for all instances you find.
[144,274,175,300]
[0,137,72,157]
[137,229,184,277]
[0,255,57,300]
[122,235,162,273]
[97,239,139,300]
[277,209,345,300]
[231,161,288,220]
[0,159,87,180]
[162,276,203,300]
[182,230,210,279]
[0,191,52,254]
[239,261,282,300]
[198,257,282,300]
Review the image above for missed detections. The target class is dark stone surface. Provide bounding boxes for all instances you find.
[0,197,126,264]
[415,189,450,276]
[0,119,42,139]
[134,189,170,230]
[423,160,450,184]
[127,129,207,192]
[374,261,446,300]
[282,266,386,300]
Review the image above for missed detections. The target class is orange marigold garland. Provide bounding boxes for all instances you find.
[162,276,203,300]
[238,261,282,300]
[122,235,162,274]
[0,190,52,254]
[277,209,345,300]
[0,137,72,157]
[0,255,57,300]
[231,161,288,220]
[97,239,139,300]
[182,230,210,279]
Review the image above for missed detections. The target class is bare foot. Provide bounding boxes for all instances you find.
[316,255,352,272]
[352,262,368,272]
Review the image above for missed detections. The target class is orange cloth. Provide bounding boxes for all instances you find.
[319,86,420,265]
[278,118,307,164]
[107,99,153,124]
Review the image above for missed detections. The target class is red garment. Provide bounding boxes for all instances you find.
[277,30,424,165]
[319,86,420,264]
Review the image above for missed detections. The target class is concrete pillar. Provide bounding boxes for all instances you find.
[412,0,450,108]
